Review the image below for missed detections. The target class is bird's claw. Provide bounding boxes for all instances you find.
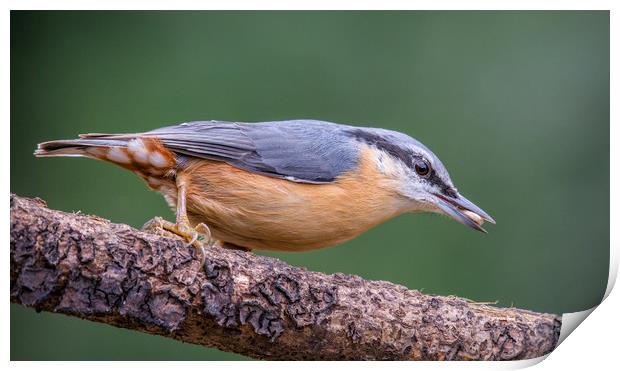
[142,217,176,238]
[142,217,216,264]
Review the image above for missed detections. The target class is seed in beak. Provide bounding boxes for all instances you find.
[462,210,484,227]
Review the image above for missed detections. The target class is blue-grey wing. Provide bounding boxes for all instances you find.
[142,120,360,183]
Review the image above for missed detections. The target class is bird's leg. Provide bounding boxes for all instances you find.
[142,175,213,262]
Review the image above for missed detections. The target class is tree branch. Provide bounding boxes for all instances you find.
[10,194,561,360]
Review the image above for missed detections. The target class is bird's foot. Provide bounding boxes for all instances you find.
[142,216,215,263]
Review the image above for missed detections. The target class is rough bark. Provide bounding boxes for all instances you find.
[10,194,561,360]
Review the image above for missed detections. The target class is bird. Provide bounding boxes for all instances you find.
[34,119,494,254]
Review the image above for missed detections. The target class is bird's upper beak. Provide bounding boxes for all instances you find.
[433,191,495,233]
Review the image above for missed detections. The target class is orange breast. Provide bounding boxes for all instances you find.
[176,146,410,251]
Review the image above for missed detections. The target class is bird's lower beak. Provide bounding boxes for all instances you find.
[433,191,495,233]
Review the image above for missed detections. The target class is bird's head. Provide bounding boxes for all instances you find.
[348,127,495,232]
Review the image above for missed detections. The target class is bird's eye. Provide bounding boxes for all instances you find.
[414,159,431,177]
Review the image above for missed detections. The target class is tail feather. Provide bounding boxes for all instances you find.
[78,132,139,139]
[35,138,130,158]
[35,133,177,173]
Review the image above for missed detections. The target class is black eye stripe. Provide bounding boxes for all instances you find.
[347,129,416,168]
[413,156,452,193]
[346,129,449,188]
[428,171,452,194]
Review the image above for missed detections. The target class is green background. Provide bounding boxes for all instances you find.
[10,11,609,360]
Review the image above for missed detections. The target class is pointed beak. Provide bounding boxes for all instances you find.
[433,191,495,233]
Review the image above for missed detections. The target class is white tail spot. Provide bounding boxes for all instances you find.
[149,151,169,168]
[127,139,149,164]
[107,147,131,164]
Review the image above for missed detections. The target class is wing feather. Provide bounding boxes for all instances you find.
[139,120,360,183]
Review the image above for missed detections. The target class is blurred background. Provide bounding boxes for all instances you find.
[11,11,609,360]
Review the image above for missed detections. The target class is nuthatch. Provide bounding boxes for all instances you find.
[35,120,494,253]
